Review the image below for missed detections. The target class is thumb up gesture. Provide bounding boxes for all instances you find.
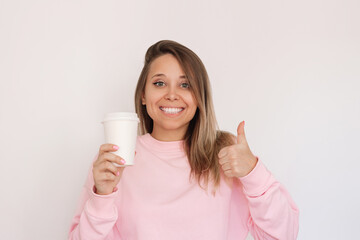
[218,121,258,178]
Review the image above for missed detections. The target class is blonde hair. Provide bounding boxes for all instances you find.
[134,40,234,194]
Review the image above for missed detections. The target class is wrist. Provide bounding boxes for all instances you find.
[244,155,258,177]
[93,185,113,195]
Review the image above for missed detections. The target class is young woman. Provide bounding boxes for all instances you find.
[69,40,299,240]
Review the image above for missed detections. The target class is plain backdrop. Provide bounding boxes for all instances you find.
[1,0,359,239]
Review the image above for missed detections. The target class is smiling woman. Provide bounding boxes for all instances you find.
[68,40,299,240]
[135,41,234,192]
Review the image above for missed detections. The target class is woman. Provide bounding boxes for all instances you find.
[69,40,299,240]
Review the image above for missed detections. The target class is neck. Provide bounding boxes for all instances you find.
[150,127,187,142]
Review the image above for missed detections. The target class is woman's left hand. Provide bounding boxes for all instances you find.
[218,121,258,178]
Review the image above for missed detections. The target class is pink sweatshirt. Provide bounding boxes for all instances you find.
[69,133,299,240]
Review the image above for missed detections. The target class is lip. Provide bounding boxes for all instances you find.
[160,105,185,108]
[159,106,185,116]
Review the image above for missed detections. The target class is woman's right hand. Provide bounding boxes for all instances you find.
[92,144,126,195]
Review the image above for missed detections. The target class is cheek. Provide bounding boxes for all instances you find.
[144,86,164,102]
[143,88,155,105]
[184,93,197,109]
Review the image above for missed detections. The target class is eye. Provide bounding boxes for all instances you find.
[153,81,165,87]
[180,82,190,89]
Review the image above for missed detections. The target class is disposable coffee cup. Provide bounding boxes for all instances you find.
[101,112,139,167]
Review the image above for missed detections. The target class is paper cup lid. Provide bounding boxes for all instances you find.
[101,112,139,123]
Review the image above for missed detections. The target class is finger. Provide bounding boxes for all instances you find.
[102,161,119,176]
[221,162,232,171]
[103,152,126,166]
[218,147,228,159]
[99,143,120,155]
[218,155,230,165]
[101,171,116,181]
[224,169,234,178]
[236,121,247,144]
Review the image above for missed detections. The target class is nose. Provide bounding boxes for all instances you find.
[165,86,179,101]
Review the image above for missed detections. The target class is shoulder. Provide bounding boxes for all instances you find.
[136,133,150,144]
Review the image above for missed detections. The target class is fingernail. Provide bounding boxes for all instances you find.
[120,159,126,164]
[113,145,119,150]
[116,171,120,176]
[113,187,118,192]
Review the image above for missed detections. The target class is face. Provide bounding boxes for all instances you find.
[142,54,198,141]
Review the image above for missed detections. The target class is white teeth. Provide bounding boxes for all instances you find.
[160,107,184,114]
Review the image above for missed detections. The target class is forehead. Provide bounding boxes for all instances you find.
[148,54,184,75]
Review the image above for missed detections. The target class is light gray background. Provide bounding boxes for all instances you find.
[1,0,359,239]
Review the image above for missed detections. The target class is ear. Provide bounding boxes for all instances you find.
[141,93,146,105]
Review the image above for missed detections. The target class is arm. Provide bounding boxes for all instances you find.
[218,122,299,239]
[239,159,299,240]
[68,153,120,240]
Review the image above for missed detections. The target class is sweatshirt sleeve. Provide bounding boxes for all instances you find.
[239,158,299,240]
[68,153,120,240]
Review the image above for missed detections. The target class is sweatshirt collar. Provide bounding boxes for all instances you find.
[141,133,185,153]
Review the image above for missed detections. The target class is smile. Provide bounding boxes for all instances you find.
[159,107,185,114]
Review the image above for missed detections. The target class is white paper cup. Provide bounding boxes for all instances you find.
[101,112,139,167]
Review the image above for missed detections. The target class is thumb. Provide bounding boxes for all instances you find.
[236,121,247,144]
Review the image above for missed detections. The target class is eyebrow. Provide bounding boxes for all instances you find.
[151,73,187,79]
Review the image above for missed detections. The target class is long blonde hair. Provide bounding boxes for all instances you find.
[134,40,234,194]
